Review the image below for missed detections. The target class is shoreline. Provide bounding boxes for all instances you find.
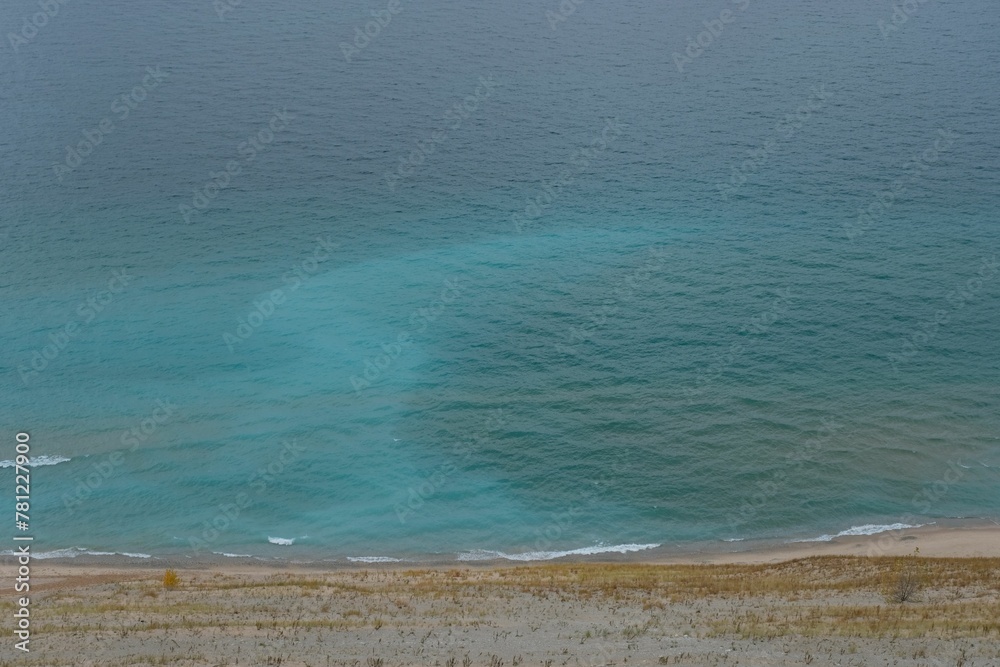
[4,521,999,579]
[649,521,1000,564]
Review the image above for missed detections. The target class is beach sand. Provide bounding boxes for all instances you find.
[654,522,1000,563]
[1,524,998,666]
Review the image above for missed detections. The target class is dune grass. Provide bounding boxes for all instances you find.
[24,556,1000,645]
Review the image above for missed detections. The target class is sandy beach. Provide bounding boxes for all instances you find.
[1,524,998,666]
[654,522,1000,564]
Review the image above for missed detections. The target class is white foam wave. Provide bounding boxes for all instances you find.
[792,523,923,543]
[214,552,254,558]
[347,556,403,563]
[0,547,153,560]
[723,538,744,542]
[268,537,295,545]
[0,455,71,468]
[457,543,660,562]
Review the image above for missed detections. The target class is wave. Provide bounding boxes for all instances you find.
[0,547,152,560]
[0,455,71,468]
[268,537,295,545]
[213,552,254,558]
[791,523,924,543]
[457,543,660,562]
[346,556,404,563]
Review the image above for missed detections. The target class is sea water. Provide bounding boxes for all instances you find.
[1,0,998,562]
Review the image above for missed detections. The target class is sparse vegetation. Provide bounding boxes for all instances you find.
[13,555,1000,666]
[886,548,923,604]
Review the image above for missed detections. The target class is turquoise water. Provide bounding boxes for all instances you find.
[1,0,999,562]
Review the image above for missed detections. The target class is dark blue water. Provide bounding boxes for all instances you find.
[1,0,999,562]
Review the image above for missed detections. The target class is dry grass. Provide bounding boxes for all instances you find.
[17,555,1000,663]
[885,548,923,603]
[162,569,179,589]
